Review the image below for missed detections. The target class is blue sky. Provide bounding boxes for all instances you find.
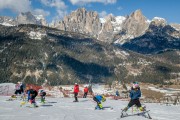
[0,0,179,23]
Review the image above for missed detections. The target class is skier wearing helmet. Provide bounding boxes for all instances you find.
[73,83,79,102]
[123,82,144,112]
[83,86,88,98]
[93,94,106,110]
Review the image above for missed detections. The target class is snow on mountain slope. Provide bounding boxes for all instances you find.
[0,22,14,26]
[0,96,180,120]
[111,16,126,33]
[100,16,126,33]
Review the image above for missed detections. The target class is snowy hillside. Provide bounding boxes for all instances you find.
[0,22,14,26]
[0,96,180,120]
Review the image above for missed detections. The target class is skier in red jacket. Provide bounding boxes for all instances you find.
[73,83,79,102]
[83,86,88,98]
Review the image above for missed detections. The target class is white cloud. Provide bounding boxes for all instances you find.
[99,11,108,18]
[40,0,68,21]
[0,0,31,13]
[40,0,67,9]
[117,6,123,11]
[69,0,117,5]
[57,10,68,19]
[33,9,50,17]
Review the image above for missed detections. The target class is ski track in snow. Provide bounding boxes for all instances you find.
[0,96,180,120]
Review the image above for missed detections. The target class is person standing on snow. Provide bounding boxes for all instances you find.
[73,83,79,102]
[114,90,120,100]
[123,82,144,112]
[19,82,26,100]
[39,89,46,103]
[93,95,106,110]
[83,86,88,98]
[12,81,21,98]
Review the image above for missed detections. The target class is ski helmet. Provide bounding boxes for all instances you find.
[132,82,139,88]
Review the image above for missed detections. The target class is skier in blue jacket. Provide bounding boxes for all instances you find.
[93,94,106,109]
[26,86,38,107]
[123,82,144,111]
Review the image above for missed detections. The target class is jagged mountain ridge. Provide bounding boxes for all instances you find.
[121,19,180,54]
[0,12,47,26]
[55,9,151,43]
[53,8,180,54]
[0,24,179,85]
[0,8,180,55]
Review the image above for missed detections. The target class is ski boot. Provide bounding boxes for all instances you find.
[95,104,103,110]
[20,101,26,107]
[122,107,128,112]
[11,95,17,98]
[139,106,146,111]
[95,106,102,110]
[30,103,38,108]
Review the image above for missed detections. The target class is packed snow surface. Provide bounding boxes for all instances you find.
[0,96,180,120]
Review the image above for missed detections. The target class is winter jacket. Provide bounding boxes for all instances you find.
[20,83,25,92]
[74,85,79,93]
[27,89,38,100]
[39,90,46,96]
[15,84,20,90]
[116,90,120,96]
[95,95,106,102]
[129,88,141,100]
[84,87,88,93]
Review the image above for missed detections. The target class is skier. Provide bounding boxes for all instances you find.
[20,82,26,100]
[116,90,120,96]
[39,89,46,103]
[114,90,120,100]
[123,82,144,112]
[12,81,21,98]
[73,83,79,102]
[93,94,106,110]
[27,87,38,107]
[83,86,88,98]
[20,82,25,94]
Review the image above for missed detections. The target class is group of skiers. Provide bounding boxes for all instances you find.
[73,81,144,111]
[12,82,47,107]
[73,83,89,102]
[13,81,144,111]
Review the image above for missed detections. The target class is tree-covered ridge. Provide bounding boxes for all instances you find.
[0,24,179,85]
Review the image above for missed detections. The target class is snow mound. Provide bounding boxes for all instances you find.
[0,83,15,95]
[28,31,46,40]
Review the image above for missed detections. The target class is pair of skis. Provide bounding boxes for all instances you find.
[95,106,113,110]
[120,109,152,119]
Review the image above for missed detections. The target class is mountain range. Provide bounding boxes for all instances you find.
[0,8,179,85]
[1,8,180,54]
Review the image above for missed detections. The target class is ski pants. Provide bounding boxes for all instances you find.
[74,93,78,101]
[93,97,101,107]
[128,99,142,108]
[83,92,88,98]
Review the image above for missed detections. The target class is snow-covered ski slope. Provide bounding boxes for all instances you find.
[0,96,180,120]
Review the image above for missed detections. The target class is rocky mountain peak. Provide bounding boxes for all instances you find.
[151,17,167,26]
[130,9,145,21]
[17,12,36,24]
[114,9,150,44]
[104,14,115,22]
[56,8,101,37]
[170,23,180,31]
[16,11,47,26]
[0,16,17,26]
[76,7,87,13]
